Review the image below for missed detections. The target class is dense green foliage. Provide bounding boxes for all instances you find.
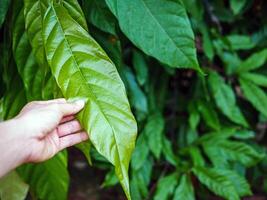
[0,0,267,199]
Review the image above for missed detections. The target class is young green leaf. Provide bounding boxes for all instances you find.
[153,173,178,200]
[42,4,137,199]
[239,78,267,117]
[208,71,248,127]
[173,174,195,200]
[105,0,201,71]
[0,171,29,200]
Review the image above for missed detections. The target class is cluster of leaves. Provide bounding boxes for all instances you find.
[0,0,267,200]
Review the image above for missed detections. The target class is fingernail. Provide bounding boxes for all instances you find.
[74,100,85,108]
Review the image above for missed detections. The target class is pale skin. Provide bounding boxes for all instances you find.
[0,98,89,178]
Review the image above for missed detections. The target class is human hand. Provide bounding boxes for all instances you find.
[0,98,88,177]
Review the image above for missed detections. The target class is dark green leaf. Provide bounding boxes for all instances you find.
[230,0,247,15]
[239,78,267,117]
[18,152,69,200]
[197,100,220,131]
[240,72,267,88]
[131,133,149,171]
[153,173,178,200]
[84,0,117,35]
[193,166,240,200]
[173,174,195,200]
[144,113,165,159]
[208,71,248,127]
[237,49,267,73]
[132,50,148,86]
[105,0,201,71]
[0,0,10,27]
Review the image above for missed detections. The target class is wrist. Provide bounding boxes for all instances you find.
[0,119,30,176]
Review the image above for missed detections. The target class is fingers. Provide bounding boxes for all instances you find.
[58,131,89,151]
[57,100,85,116]
[57,120,82,137]
[60,115,75,124]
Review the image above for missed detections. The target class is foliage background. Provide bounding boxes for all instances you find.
[1,0,267,200]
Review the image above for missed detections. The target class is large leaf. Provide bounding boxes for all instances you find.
[42,3,137,199]
[173,174,195,200]
[192,167,240,200]
[0,171,29,200]
[153,173,178,200]
[105,0,200,71]
[18,151,69,200]
[208,71,248,127]
[239,78,267,117]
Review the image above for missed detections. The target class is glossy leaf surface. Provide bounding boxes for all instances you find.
[42,3,137,199]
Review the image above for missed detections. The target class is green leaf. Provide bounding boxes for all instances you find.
[0,171,29,200]
[0,0,10,27]
[240,72,267,88]
[18,152,69,200]
[132,49,148,86]
[192,167,240,200]
[197,100,220,131]
[208,71,248,127]
[230,0,247,15]
[84,0,117,35]
[237,49,267,73]
[153,173,178,200]
[144,113,165,159]
[105,0,201,71]
[239,78,267,117]
[42,3,137,199]
[173,174,195,200]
